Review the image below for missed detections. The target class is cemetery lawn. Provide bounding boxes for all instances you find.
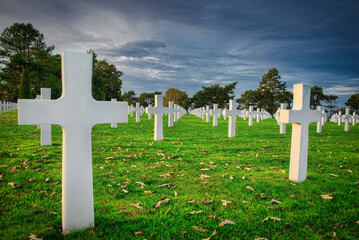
[1,111,358,240]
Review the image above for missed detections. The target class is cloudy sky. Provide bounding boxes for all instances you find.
[1,0,358,106]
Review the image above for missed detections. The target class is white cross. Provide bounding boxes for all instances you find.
[248,106,254,126]
[35,95,41,129]
[353,112,357,126]
[111,98,118,128]
[147,104,152,119]
[222,108,228,120]
[40,88,52,145]
[280,103,286,134]
[167,101,174,127]
[0,100,2,114]
[337,111,342,125]
[129,105,133,117]
[242,109,247,120]
[280,84,321,182]
[173,104,178,122]
[205,106,210,122]
[224,100,241,137]
[321,110,327,125]
[212,104,221,126]
[18,52,128,231]
[256,108,261,123]
[316,106,323,133]
[343,107,351,131]
[147,95,168,141]
[132,102,141,122]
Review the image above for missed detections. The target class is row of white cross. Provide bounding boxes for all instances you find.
[0,100,18,113]
[330,109,358,130]
[15,52,357,232]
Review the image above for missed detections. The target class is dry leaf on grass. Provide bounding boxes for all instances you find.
[201,200,213,204]
[207,215,224,221]
[158,183,171,188]
[203,230,217,240]
[184,210,202,215]
[242,201,251,204]
[174,191,178,197]
[200,174,211,179]
[192,226,208,233]
[321,194,333,200]
[245,186,254,191]
[130,203,143,211]
[330,174,338,177]
[122,189,128,193]
[134,231,143,235]
[267,206,278,209]
[244,167,252,171]
[262,217,281,222]
[271,199,282,204]
[29,234,42,240]
[221,199,231,207]
[219,219,235,227]
[144,190,154,194]
[188,200,196,204]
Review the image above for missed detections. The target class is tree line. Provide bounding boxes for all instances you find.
[1,23,357,116]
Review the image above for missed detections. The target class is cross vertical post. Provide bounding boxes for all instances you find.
[224,100,241,137]
[280,84,321,182]
[280,103,286,134]
[248,106,254,126]
[316,106,322,133]
[256,108,261,123]
[41,88,52,145]
[167,102,174,127]
[344,107,351,131]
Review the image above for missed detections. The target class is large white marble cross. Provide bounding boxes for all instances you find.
[280,84,321,182]
[212,104,221,126]
[18,52,128,231]
[147,95,168,141]
[224,100,241,137]
[343,107,351,131]
[280,103,286,134]
[40,88,52,145]
[248,106,254,126]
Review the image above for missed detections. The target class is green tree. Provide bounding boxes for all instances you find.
[163,88,190,111]
[257,68,292,116]
[0,23,55,101]
[310,85,329,109]
[325,95,338,117]
[192,82,237,109]
[121,90,137,106]
[89,50,124,101]
[18,69,32,99]
[236,89,260,109]
[345,93,359,112]
[138,92,162,107]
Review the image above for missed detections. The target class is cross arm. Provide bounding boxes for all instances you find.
[18,99,63,125]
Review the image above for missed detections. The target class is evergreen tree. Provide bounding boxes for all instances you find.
[345,93,359,112]
[18,69,32,99]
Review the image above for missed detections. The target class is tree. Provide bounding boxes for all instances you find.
[89,50,124,101]
[121,90,137,106]
[18,69,32,99]
[236,89,260,109]
[325,95,338,117]
[192,82,237,109]
[0,23,55,101]
[138,91,162,107]
[310,85,329,109]
[257,68,292,116]
[163,88,190,111]
[345,93,359,112]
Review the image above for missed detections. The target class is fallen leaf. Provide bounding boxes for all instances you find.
[174,191,178,197]
[123,210,139,215]
[207,215,224,221]
[122,189,128,193]
[330,174,338,177]
[134,231,143,235]
[192,226,208,233]
[229,176,233,180]
[184,210,202,214]
[203,230,217,240]
[221,199,232,207]
[188,200,196,204]
[201,200,213,204]
[200,168,209,171]
[321,194,333,200]
[29,234,43,240]
[130,203,143,211]
[199,181,208,184]
[333,232,337,238]
[219,219,235,226]
[347,170,353,173]
[271,199,282,204]
[242,201,251,204]
[245,186,254,191]
[290,195,298,198]
[254,238,268,240]
[244,167,252,171]
[8,182,15,188]
[262,217,281,222]
[136,182,145,188]
[158,183,171,188]
[144,190,154,194]
[267,206,278,209]
[200,174,211,179]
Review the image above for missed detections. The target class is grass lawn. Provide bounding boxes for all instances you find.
[0,110,358,239]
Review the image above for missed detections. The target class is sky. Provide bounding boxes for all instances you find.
[1,0,358,107]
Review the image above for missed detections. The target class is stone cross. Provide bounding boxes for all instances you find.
[343,107,351,131]
[176,104,181,120]
[18,52,128,231]
[167,101,174,127]
[222,108,228,120]
[132,102,141,122]
[205,106,210,122]
[173,104,178,122]
[353,112,357,126]
[256,108,261,123]
[337,111,342,125]
[36,95,41,129]
[242,109,247,120]
[224,100,241,137]
[212,104,221,126]
[147,104,152,119]
[280,103,286,134]
[111,98,118,128]
[321,110,327,125]
[147,95,168,141]
[316,106,323,133]
[280,84,321,182]
[40,88,52,145]
[0,100,2,114]
[248,106,254,126]
[129,105,133,117]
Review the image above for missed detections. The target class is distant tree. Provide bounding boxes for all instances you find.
[310,85,329,109]
[192,82,237,109]
[257,68,292,116]
[163,88,190,111]
[121,90,137,106]
[345,93,359,112]
[18,69,32,99]
[0,23,55,101]
[236,89,260,109]
[325,95,338,117]
[138,91,162,107]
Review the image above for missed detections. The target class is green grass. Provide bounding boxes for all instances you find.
[0,111,358,239]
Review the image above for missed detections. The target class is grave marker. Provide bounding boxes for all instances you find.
[248,106,254,126]
[212,104,221,126]
[18,52,128,231]
[41,88,52,145]
[224,100,241,137]
[256,108,261,123]
[205,106,210,122]
[111,99,118,128]
[167,102,174,127]
[280,84,321,182]
[132,102,141,122]
[147,95,168,141]
[280,103,286,134]
[343,107,351,131]
[337,111,342,125]
[316,106,323,133]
